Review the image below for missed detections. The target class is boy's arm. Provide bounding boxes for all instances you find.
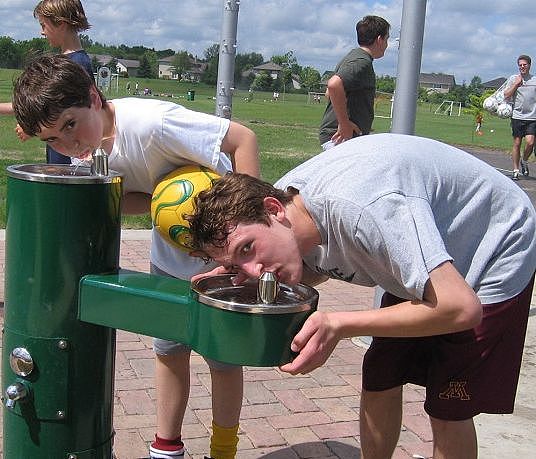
[326,75,361,143]
[503,76,521,99]
[281,261,482,374]
[0,102,14,115]
[0,102,32,141]
[122,192,152,214]
[220,121,260,178]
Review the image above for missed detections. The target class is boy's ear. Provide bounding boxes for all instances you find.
[89,85,102,109]
[263,196,285,220]
[189,250,206,259]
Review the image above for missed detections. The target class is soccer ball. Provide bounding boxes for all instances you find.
[496,102,513,119]
[151,165,220,252]
[483,96,498,112]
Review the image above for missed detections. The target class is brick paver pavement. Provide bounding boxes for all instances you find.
[0,231,433,459]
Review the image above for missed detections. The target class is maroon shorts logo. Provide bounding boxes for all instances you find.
[439,381,471,400]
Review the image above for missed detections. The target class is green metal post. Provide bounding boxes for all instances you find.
[2,165,122,458]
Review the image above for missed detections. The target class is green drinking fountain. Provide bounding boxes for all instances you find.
[2,164,317,458]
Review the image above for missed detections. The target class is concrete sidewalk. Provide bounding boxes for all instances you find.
[0,229,535,458]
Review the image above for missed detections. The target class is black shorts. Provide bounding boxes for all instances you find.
[362,276,534,421]
[511,118,536,138]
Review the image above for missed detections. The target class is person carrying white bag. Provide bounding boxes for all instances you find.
[503,55,536,180]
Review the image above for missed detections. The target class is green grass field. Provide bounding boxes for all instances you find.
[0,68,515,228]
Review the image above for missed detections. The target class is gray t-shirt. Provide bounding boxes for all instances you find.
[507,73,536,120]
[275,134,536,304]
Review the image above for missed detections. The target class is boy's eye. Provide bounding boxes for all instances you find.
[66,120,76,130]
[240,242,252,255]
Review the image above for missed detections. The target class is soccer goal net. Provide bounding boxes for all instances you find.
[434,100,462,116]
[375,91,394,119]
[307,92,325,104]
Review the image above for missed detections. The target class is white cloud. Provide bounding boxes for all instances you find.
[0,0,534,83]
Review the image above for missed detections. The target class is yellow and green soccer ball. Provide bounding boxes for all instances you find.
[151,165,220,252]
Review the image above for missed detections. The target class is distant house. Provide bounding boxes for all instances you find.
[249,61,301,89]
[158,55,207,82]
[158,55,178,79]
[89,54,139,77]
[320,71,335,87]
[116,59,139,77]
[419,73,456,93]
[90,53,112,65]
[251,62,283,80]
[482,77,507,91]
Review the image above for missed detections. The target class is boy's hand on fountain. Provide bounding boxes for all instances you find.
[190,263,249,286]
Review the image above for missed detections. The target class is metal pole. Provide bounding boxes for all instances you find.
[215,0,240,118]
[391,0,427,134]
[368,0,427,330]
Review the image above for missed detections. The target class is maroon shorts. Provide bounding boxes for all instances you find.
[362,277,534,421]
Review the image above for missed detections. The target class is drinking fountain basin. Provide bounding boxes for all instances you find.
[190,274,319,365]
[79,272,318,366]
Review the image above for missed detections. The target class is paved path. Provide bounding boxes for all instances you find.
[1,147,535,458]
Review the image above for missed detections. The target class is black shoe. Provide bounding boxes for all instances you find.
[521,160,530,176]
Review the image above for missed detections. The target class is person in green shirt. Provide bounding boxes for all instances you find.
[319,15,390,150]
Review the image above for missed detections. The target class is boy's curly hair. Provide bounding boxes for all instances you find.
[186,173,295,250]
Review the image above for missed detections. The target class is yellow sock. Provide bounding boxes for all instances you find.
[210,421,239,459]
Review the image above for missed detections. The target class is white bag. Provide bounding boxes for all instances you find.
[483,79,513,118]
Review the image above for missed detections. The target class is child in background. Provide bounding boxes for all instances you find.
[13,54,260,459]
[475,112,483,134]
[0,0,93,164]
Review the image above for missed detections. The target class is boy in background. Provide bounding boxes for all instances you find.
[319,15,390,150]
[0,0,93,164]
[13,54,260,459]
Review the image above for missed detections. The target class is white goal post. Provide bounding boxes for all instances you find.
[375,91,394,119]
[307,91,326,104]
[434,100,462,116]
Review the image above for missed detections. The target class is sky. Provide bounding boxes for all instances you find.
[1,0,534,85]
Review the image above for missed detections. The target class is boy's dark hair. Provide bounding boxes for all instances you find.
[13,54,105,136]
[187,173,295,250]
[34,0,91,32]
[518,54,532,66]
[356,15,390,46]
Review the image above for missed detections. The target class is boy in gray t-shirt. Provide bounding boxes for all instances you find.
[187,133,536,458]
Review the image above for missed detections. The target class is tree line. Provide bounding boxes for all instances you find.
[0,35,322,93]
[1,34,486,101]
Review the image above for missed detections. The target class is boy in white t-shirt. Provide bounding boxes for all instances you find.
[13,54,260,459]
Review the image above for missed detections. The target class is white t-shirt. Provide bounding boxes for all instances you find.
[507,73,536,120]
[109,97,232,279]
[276,133,536,304]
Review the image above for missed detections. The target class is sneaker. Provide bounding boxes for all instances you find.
[521,160,530,176]
[512,169,520,181]
[150,439,184,459]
